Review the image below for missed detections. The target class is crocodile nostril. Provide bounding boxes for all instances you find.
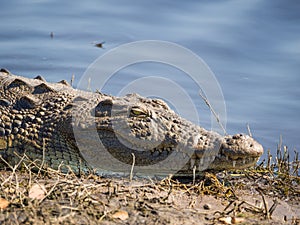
[250,144,253,147]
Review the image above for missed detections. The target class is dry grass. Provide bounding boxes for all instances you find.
[0,145,299,224]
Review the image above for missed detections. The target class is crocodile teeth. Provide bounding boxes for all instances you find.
[232,160,236,168]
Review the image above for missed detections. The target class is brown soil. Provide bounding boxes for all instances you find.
[0,160,299,225]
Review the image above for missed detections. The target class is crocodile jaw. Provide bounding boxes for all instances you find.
[207,134,264,170]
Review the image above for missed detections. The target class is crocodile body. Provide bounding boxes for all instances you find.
[0,69,263,176]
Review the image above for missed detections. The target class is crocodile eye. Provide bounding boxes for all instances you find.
[130,106,148,118]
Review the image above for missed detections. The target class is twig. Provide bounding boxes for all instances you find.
[71,74,75,87]
[79,157,82,177]
[198,90,226,134]
[277,135,283,157]
[37,138,46,177]
[247,123,252,137]
[267,149,272,171]
[130,153,135,181]
[39,176,60,204]
[223,200,235,212]
[192,166,196,185]
[87,77,91,91]
[23,161,33,188]
[0,154,26,186]
[256,187,270,219]
[268,199,278,217]
[292,150,299,176]
[162,180,173,202]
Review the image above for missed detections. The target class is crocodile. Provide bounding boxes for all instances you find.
[0,68,263,176]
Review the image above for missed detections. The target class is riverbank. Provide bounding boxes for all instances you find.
[0,147,299,224]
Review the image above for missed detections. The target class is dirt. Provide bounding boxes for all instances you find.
[0,162,299,225]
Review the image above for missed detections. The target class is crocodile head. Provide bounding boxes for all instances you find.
[74,93,264,175]
[205,134,264,171]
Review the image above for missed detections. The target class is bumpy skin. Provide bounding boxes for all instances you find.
[0,69,263,176]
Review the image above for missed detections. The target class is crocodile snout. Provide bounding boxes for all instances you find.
[204,134,264,171]
[221,134,264,158]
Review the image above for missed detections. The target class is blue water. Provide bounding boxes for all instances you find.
[1,0,299,160]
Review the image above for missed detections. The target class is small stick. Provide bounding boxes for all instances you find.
[292,150,299,176]
[268,199,278,217]
[22,162,32,188]
[256,187,270,219]
[71,74,75,87]
[192,165,196,185]
[87,77,91,91]
[130,153,135,181]
[267,149,272,171]
[223,200,235,212]
[37,138,46,176]
[247,123,252,137]
[277,135,283,153]
[198,90,226,135]
[276,135,283,171]
[79,157,82,177]
[0,153,26,186]
[162,182,173,201]
[39,176,60,204]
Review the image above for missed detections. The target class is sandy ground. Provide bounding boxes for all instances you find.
[0,165,299,225]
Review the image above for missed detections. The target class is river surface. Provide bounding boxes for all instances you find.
[1,0,299,161]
